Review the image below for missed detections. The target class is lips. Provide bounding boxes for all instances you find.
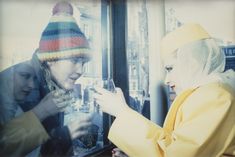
[69,77,78,81]
[22,90,30,96]
[69,74,82,81]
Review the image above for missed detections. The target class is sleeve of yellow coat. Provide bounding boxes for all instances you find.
[108,107,166,157]
[108,84,235,157]
[0,111,49,156]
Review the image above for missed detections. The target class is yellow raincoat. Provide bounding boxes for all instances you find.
[0,111,49,156]
[108,83,235,157]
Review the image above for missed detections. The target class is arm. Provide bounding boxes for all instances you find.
[102,84,234,157]
[0,89,71,156]
[108,107,164,157]
[0,111,49,156]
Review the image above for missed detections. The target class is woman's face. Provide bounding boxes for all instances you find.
[163,55,181,94]
[14,63,37,102]
[47,58,85,90]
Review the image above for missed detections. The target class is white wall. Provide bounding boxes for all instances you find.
[165,0,235,44]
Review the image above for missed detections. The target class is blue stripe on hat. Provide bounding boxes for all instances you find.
[45,22,80,31]
[41,33,84,40]
[42,29,84,37]
[41,46,89,53]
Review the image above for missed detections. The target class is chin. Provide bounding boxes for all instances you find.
[63,83,74,91]
[15,97,26,103]
[174,88,182,95]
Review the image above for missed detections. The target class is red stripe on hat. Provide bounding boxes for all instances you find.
[39,37,89,52]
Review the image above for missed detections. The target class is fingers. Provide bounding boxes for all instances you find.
[69,121,93,139]
[53,91,75,109]
[77,121,93,130]
[112,148,128,157]
[54,93,74,104]
[73,130,89,139]
[69,116,93,131]
[52,89,66,97]
[56,98,74,109]
[115,88,126,101]
[115,88,123,95]
[94,87,123,97]
[93,86,116,101]
[94,86,111,95]
[93,93,103,100]
[113,148,122,152]
[78,114,93,122]
[93,100,104,111]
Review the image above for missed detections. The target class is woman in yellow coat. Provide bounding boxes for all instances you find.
[94,23,235,157]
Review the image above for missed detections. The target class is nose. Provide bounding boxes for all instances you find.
[28,78,36,90]
[164,73,170,85]
[75,63,84,75]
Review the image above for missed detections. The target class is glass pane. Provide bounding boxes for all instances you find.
[126,0,150,116]
[0,0,108,156]
[65,1,104,156]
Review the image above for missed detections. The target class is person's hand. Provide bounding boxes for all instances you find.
[32,89,74,121]
[112,148,128,157]
[93,87,128,117]
[67,114,93,140]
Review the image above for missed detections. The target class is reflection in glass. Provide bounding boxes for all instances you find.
[0,1,106,156]
[127,0,150,114]
[64,76,116,156]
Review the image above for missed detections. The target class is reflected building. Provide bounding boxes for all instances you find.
[127,0,150,109]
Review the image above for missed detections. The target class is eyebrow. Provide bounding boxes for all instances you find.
[165,65,172,68]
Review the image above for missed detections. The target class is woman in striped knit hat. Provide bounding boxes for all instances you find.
[32,1,95,156]
[1,2,94,156]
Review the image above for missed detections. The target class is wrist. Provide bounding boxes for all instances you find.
[114,104,129,117]
[67,123,75,140]
[32,106,46,121]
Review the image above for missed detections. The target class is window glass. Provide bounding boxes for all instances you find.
[127,0,150,115]
[0,1,108,156]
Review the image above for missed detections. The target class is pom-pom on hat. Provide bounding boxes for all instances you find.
[37,1,91,62]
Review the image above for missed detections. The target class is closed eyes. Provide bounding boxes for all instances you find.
[165,66,173,72]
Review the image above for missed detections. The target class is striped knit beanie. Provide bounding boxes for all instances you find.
[37,1,91,62]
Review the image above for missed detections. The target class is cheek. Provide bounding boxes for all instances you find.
[172,70,182,87]
[171,71,178,81]
[168,69,179,86]
[13,78,25,99]
[13,82,20,95]
[14,76,25,89]
[50,63,73,80]
[62,64,75,78]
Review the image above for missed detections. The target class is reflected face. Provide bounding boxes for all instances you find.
[163,56,181,94]
[48,58,85,90]
[14,64,37,102]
